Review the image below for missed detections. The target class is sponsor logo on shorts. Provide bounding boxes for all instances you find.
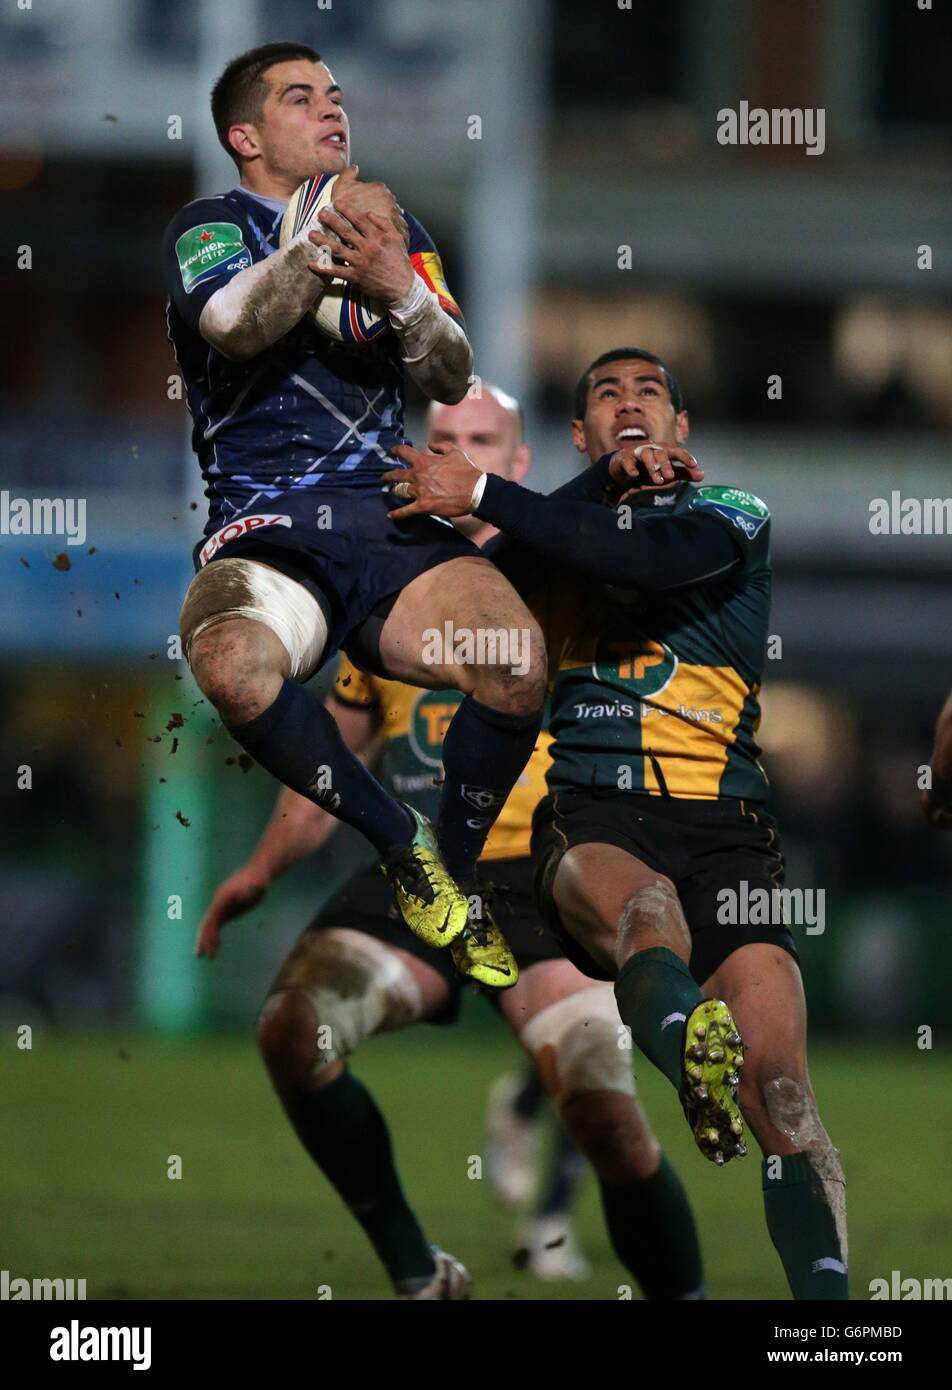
[199,513,292,566]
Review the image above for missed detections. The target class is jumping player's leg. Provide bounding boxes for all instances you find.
[498,958,704,1299]
[703,943,848,1300]
[378,555,547,885]
[256,927,460,1296]
[183,561,414,854]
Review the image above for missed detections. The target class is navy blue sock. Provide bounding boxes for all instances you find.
[229,678,412,854]
[437,694,543,882]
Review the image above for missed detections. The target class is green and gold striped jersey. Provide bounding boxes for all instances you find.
[529,483,772,800]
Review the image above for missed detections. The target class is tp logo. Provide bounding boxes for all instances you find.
[593,632,677,698]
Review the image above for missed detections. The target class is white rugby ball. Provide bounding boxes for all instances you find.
[281,173,390,344]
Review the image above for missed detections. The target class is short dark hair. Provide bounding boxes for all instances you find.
[211,42,322,165]
[573,347,684,419]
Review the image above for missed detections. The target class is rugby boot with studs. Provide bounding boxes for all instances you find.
[682,999,747,1166]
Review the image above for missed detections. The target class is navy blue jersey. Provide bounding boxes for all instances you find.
[163,187,464,531]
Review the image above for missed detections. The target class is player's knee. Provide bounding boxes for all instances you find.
[256,988,322,1092]
[753,1069,828,1152]
[521,984,636,1122]
[521,988,659,1183]
[191,624,285,726]
[181,559,327,721]
[263,928,425,1081]
[616,875,690,965]
[470,615,547,715]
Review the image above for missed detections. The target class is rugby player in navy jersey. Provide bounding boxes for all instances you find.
[163,43,546,989]
[384,349,849,1300]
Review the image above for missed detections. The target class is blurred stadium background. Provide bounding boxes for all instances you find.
[2,0,951,1299]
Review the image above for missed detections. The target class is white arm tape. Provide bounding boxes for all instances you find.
[469,471,488,510]
[387,274,449,364]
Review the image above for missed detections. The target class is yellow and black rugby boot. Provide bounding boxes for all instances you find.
[681,999,747,1166]
[450,889,519,990]
[381,807,469,948]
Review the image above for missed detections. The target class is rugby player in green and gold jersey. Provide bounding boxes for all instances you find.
[385,349,849,1301]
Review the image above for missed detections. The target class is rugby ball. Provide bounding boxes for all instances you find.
[281,173,390,344]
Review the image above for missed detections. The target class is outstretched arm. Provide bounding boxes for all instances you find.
[472,471,741,592]
[382,443,733,594]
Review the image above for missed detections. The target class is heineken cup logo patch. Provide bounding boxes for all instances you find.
[693,486,769,540]
[175,222,250,293]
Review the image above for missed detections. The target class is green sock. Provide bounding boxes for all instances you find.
[600,1154,705,1299]
[280,1070,435,1288]
[762,1151,849,1300]
[614,947,704,1092]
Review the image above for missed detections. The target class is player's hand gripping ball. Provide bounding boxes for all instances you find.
[281,169,410,343]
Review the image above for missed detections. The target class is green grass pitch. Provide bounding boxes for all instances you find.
[3,1011,950,1300]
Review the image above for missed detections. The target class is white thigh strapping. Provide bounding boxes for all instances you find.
[271,928,426,1073]
[519,984,636,1104]
[180,558,328,681]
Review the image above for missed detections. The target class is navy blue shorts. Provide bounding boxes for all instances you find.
[191,477,478,672]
